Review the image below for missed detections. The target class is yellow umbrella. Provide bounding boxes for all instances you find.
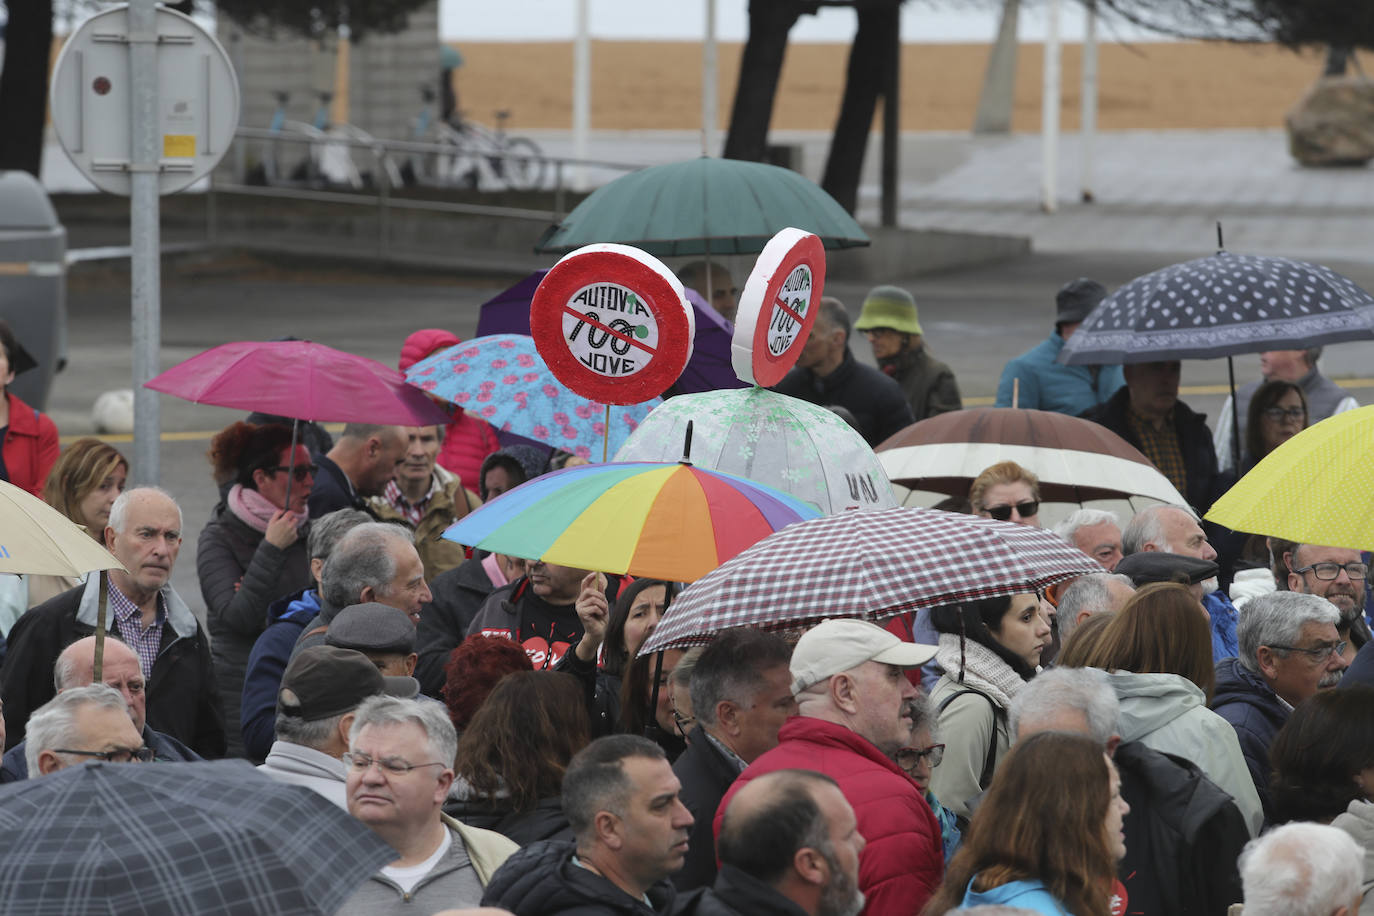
[0,480,125,577]
[1205,405,1374,551]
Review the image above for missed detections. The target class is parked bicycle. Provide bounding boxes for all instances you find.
[406,85,546,192]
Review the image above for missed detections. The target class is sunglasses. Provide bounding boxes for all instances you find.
[983,501,1039,522]
[267,464,318,482]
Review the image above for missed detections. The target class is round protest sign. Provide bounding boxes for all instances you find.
[531,244,695,405]
[730,228,826,387]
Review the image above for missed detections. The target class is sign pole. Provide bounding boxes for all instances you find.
[129,0,161,484]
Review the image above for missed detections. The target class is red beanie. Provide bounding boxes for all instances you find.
[399,328,462,372]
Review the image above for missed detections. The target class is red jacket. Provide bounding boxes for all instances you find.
[714,716,944,916]
[2,391,59,496]
[436,411,501,492]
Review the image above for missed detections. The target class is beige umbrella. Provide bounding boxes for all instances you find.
[0,480,127,676]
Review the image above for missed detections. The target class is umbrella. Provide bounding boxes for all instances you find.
[405,334,658,460]
[476,272,745,395]
[0,480,125,578]
[639,506,1103,653]
[534,157,870,257]
[612,386,897,514]
[441,458,822,582]
[1204,405,1374,551]
[0,759,396,916]
[876,407,1187,505]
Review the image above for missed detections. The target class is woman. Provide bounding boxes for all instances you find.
[897,691,961,862]
[1239,379,1307,473]
[442,634,533,737]
[928,592,1049,822]
[620,646,688,762]
[197,421,314,755]
[0,319,58,497]
[924,731,1128,915]
[1070,582,1263,836]
[27,439,129,607]
[447,670,590,844]
[969,460,1041,527]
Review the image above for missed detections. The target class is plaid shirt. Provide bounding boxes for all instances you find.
[108,575,166,679]
[1128,405,1189,498]
[381,476,441,528]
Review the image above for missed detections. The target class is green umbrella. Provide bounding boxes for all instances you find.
[535,157,870,257]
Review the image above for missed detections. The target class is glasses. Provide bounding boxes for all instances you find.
[671,708,696,739]
[895,744,945,771]
[983,501,1039,522]
[1266,641,1348,662]
[1261,406,1305,423]
[267,464,318,482]
[53,746,154,763]
[1294,562,1369,581]
[342,751,447,776]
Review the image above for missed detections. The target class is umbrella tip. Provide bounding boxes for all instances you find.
[680,420,694,466]
[1216,221,1225,252]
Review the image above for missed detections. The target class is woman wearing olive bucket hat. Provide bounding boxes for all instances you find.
[853,285,962,422]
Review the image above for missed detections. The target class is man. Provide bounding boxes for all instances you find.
[1238,822,1363,916]
[308,423,408,517]
[369,425,481,584]
[1011,667,1250,916]
[1,636,198,781]
[463,560,594,670]
[259,645,419,808]
[678,261,738,322]
[337,696,517,915]
[1212,592,1348,820]
[1286,542,1372,657]
[1214,347,1359,471]
[2,487,223,757]
[1053,573,1134,643]
[1080,361,1220,515]
[996,278,1125,416]
[1122,504,1236,660]
[482,734,691,915]
[716,619,943,916]
[25,684,149,776]
[676,769,864,916]
[1114,552,1218,603]
[327,602,419,676]
[852,286,961,423]
[773,298,915,447]
[673,628,796,891]
[1053,508,1123,571]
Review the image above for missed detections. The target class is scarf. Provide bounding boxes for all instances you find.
[934,632,1026,709]
[227,483,306,534]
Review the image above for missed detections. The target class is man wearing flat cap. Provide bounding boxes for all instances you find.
[1115,551,1219,605]
[715,619,944,916]
[327,602,419,678]
[996,277,1124,415]
[853,285,962,423]
[259,645,419,808]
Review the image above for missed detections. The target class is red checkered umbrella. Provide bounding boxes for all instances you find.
[639,506,1101,654]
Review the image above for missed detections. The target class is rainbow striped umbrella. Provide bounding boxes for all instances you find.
[441,461,822,582]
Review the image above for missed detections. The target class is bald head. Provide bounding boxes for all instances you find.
[55,637,147,732]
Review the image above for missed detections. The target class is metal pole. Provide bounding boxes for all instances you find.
[701,0,717,157]
[572,0,591,192]
[1080,1,1098,203]
[130,0,162,484]
[1040,0,1061,214]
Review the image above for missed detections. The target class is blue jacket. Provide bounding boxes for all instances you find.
[1210,657,1288,823]
[960,878,1068,914]
[1202,590,1239,662]
[239,587,320,762]
[996,331,1124,415]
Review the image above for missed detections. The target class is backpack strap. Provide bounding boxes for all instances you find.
[936,687,1005,789]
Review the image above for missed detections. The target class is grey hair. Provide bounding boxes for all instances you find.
[26,684,130,775]
[307,508,372,561]
[1053,508,1120,544]
[53,637,139,691]
[1056,573,1134,641]
[907,689,938,741]
[274,709,348,751]
[689,628,792,728]
[1239,822,1362,916]
[1008,666,1119,746]
[1238,592,1340,672]
[107,486,182,535]
[320,522,414,610]
[1121,504,1196,555]
[668,647,703,694]
[1303,346,1322,366]
[349,695,457,769]
[816,297,851,344]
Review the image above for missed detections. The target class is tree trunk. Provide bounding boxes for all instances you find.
[0,0,55,176]
[973,0,1021,134]
[821,1,898,214]
[722,0,805,162]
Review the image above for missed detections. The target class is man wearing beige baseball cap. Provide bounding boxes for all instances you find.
[713,619,944,916]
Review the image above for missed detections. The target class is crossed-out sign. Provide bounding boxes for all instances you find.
[732,228,826,387]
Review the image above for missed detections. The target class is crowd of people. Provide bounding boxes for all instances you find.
[0,262,1368,916]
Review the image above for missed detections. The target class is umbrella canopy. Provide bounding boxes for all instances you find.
[1204,405,1374,551]
[535,157,870,257]
[1059,250,1374,365]
[0,759,396,916]
[405,334,658,460]
[640,506,1102,653]
[145,339,450,425]
[612,386,897,514]
[876,407,1187,505]
[0,480,125,577]
[442,461,822,582]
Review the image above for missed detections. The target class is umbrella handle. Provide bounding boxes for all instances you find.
[283,418,301,510]
[602,405,610,463]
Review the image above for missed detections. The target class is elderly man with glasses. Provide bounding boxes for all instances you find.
[1285,543,1373,659]
[25,684,151,777]
[1211,592,1349,822]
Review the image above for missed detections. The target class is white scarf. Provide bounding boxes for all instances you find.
[934,632,1027,708]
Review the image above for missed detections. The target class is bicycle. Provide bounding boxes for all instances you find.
[408,85,547,192]
[260,90,402,191]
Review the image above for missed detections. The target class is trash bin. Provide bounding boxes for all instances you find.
[0,171,67,411]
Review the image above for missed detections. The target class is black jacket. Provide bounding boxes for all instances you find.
[416,556,503,696]
[1114,741,1249,916]
[483,839,676,915]
[306,454,364,518]
[1210,657,1288,821]
[672,731,743,892]
[672,865,811,916]
[1,577,226,758]
[445,794,574,846]
[772,349,915,446]
[0,723,200,782]
[556,647,623,738]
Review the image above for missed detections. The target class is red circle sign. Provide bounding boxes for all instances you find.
[731,228,826,387]
[530,244,695,406]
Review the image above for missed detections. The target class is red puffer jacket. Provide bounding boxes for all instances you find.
[714,716,944,916]
[2,391,59,496]
[436,411,501,492]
